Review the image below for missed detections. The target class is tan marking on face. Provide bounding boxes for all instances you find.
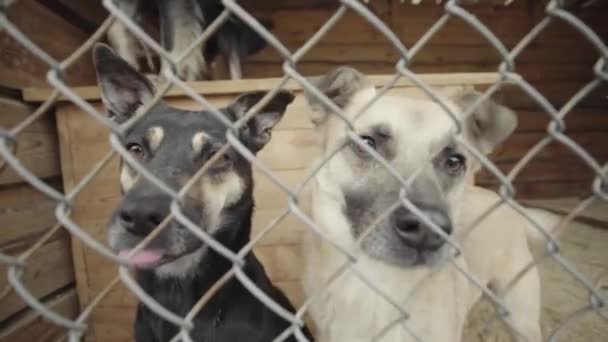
[198,171,244,232]
[146,126,164,152]
[192,132,209,155]
[120,165,139,191]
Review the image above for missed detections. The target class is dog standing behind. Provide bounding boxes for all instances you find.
[93,43,310,341]
[301,67,558,342]
[107,0,271,80]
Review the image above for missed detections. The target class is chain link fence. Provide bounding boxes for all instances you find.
[1,0,607,341]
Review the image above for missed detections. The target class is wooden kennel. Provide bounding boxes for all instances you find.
[18,73,497,341]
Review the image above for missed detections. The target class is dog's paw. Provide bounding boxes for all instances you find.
[175,51,208,81]
[144,73,165,86]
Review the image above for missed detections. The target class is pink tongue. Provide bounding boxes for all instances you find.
[119,250,163,268]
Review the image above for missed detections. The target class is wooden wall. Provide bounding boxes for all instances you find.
[0,1,90,340]
[237,0,608,198]
[0,97,78,341]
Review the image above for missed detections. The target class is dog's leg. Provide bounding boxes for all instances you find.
[493,248,542,342]
[227,48,242,79]
[107,0,143,70]
[157,0,207,80]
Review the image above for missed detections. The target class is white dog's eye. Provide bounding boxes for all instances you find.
[444,153,466,175]
[353,135,376,154]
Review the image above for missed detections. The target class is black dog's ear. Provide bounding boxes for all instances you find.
[93,43,155,123]
[228,90,295,152]
[304,66,375,125]
[454,90,517,155]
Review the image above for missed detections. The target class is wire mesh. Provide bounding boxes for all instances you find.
[0,0,606,341]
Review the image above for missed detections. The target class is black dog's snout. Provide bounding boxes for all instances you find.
[118,192,171,237]
[392,207,452,250]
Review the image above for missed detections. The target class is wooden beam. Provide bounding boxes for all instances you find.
[0,97,61,185]
[0,0,96,89]
[23,72,502,101]
[0,288,79,342]
[0,181,60,247]
[0,236,75,322]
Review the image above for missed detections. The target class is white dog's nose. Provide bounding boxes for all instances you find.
[391,208,452,250]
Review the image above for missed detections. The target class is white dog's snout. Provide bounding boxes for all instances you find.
[392,208,452,250]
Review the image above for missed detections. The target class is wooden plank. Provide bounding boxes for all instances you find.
[0,288,79,342]
[0,182,59,247]
[389,2,608,47]
[478,180,594,199]
[242,61,596,83]
[23,72,501,101]
[55,0,107,26]
[0,0,96,89]
[478,156,605,184]
[249,43,599,66]
[0,97,53,132]
[0,131,61,185]
[491,131,608,163]
[250,4,390,45]
[497,81,608,109]
[0,97,61,185]
[0,236,75,321]
[515,109,608,133]
[54,104,93,332]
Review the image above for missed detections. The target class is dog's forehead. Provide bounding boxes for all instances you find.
[353,95,460,156]
[127,105,230,142]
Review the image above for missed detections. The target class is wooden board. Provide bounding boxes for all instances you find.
[23,72,501,101]
[389,1,608,47]
[0,0,96,89]
[0,181,60,247]
[241,60,597,84]
[0,97,61,185]
[0,236,75,322]
[0,288,79,342]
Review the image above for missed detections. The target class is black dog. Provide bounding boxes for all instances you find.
[107,0,271,80]
[93,43,310,341]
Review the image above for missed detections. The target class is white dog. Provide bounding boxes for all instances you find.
[301,67,558,342]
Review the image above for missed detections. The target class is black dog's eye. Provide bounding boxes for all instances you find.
[208,149,232,169]
[127,143,145,160]
[444,153,466,175]
[353,135,376,155]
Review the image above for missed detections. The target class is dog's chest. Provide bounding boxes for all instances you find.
[306,257,471,342]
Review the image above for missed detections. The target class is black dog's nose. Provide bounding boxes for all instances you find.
[392,207,452,250]
[117,194,171,237]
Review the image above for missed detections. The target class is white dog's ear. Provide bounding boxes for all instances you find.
[304,66,375,125]
[93,43,155,123]
[228,90,295,152]
[454,90,517,154]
